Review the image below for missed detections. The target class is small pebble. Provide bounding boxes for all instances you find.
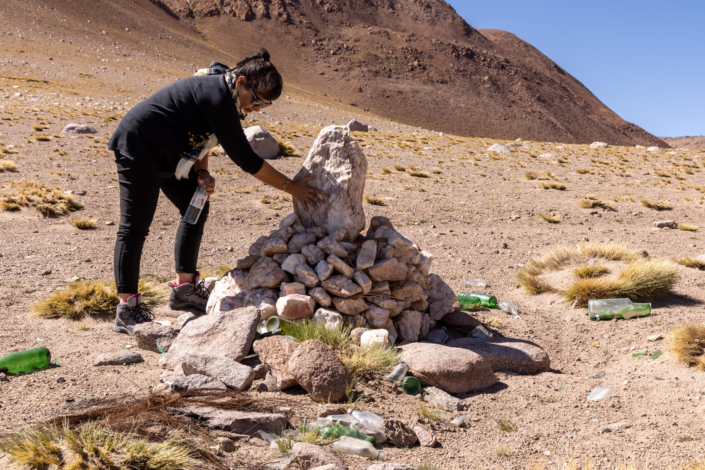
[565,317,573,322]
[105,221,115,226]
[647,334,663,342]
[41,269,52,275]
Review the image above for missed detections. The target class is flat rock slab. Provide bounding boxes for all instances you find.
[133,322,178,353]
[179,353,255,391]
[178,406,286,435]
[93,351,143,366]
[171,374,227,391]
[165,306,260,370]
[292,443,346,470]
[383,419,417,447]
[399,342,497,394]
[293,125,368,241]
[446,337,551,375]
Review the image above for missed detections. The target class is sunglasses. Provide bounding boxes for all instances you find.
[250,88,273,108]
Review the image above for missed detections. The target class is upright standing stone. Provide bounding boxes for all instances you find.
[293,126,368,241]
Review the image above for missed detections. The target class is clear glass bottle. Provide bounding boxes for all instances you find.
[464,279,487,288]
[588,299,651,321]
[183,180,210,225]
[425,328,448,345]
[385,362,408,383]
[470,324,493,338]
[332,436,385,460]
[498,300,519,315]
[0,347,51,374]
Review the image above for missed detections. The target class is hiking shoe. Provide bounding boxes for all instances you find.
[168,272,210,313]
[113,294,154,336]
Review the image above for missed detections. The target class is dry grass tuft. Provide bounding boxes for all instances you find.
[573,264,609,279]
[579,199,616,211]
[678,224,699,232]
[641,198,672,211]
[563,258,679,306]
[524,171,538,180]
[0,422,196,470]
[72,218,97,230]
[668,324,705,371]
[539,213,560,223]
[277,140,299,157]
[676,256,705,270]
[33,279,166,319]
[540,182,567,190]
[381,167,392,175]
[407,169,430,178]
[417,403,442,422]
[1,180,83,216]
[364,194,385,206]
[393,164,405,171]
[34,135,51,142]
[0,160,18,172]
[518,242,677,305]
[485,316,505,329]
[496,419,516,432]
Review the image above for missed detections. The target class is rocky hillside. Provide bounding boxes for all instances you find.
[661,136,705,150]
[150,0,666,146]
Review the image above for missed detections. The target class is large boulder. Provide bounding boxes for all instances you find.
[399,342,497,394]
[244,125,280,159]
[288,340,352,402]
[446,337,551,375]
[165,306,260,369]
[293,126,368,241]
[179,353,255,391]
[179,407,286,435]
[253,336,299,389]
[440,310,481,329]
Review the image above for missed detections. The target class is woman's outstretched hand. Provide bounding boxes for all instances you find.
[290,176,324,210]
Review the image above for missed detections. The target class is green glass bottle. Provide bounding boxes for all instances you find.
[456,293,481,310]
[401,376,422,395]
[466,292,497,308]
[0,347,51,375]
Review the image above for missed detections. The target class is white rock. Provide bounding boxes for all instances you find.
[590,142,609,149]
[247,257,288,289]
[206,269,249,315]
[279,213,299,229]
[416,251,433,276]
[488,143,510,153]
[244,125,280,159]
[328,254,354,278]
[288,233,317,254]
[276,294,315,320]
[315,260,333,281]
[261,238,288,256]
[62,123,98,134]
[293,126,368,241]
[296,264,319,287]
[281,282,307,297]
[245,288,278,319]
[353,270,372,294]
[360,329,389,348]
[313,308,344,329]
[647,146,661,152]
[396,310,422,342]
[356,240,377,270]
[302,244,325,265]
[309,287,332,307]
[317,235,348,257]
[647,334,663,342]
[281,254,307,274]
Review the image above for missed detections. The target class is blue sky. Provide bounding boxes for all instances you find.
[446,0,704,137]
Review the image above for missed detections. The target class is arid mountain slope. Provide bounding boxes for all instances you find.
[661,136,705,150]
[150,0,666,146]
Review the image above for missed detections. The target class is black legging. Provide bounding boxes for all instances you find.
[114,157,209,294]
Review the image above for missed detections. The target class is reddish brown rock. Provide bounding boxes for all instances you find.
[288,340,352,402]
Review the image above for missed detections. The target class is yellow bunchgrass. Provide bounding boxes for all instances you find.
[0,160,18,172]
[381,167,392,175]
[393,164,405,171]
[277,140,299,157]
[641,198,672,211]
[417,403,442,422]
[676,256,705,270]
[540,182,567,190]
[33,279,166,319]
[580,199,616,211]
[518,242,678,305]
[496,419,516,432]
[364,194,385,206]
[668,324,705,371]
[0,422,196,470]
[573,264,609,279]
[407,169,430,178]
[485,316,505,329]
[1,180,83,216]
[539,213,560,223]
[72,218,97,230]
[678,224,699,232]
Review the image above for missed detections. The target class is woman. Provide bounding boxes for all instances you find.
[108,49,323,336]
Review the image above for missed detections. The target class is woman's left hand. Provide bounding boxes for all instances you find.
[198,171,216,196]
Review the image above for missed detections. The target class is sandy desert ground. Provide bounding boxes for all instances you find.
[2,10,705,470]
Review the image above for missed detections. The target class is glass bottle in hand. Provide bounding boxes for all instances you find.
[183,178,211,225]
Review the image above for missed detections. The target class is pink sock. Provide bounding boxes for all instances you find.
[173,281,191,287]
